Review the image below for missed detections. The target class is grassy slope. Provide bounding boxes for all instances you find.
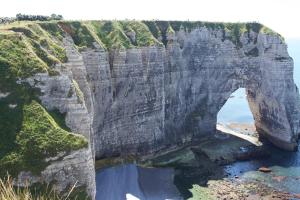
[0,25,87,178]
[0,101,87,177]
[0,175,91,200]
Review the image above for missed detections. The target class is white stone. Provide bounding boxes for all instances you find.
[0,92,9,99]
[8,104,17,108]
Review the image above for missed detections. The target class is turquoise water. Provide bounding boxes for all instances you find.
[224,143,300,194]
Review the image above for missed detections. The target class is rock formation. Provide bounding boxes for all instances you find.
[83,22,300,156]
[1,21,300,199]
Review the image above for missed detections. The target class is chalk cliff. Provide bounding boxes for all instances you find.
[1,21,300,199]
[82,22,300,156]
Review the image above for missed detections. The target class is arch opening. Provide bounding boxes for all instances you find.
[218,88,254,124]
[216,88,261,146]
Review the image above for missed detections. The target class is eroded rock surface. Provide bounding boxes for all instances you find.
[84,26,300,156]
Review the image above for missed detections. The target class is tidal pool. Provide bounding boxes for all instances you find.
[224,144,300,194]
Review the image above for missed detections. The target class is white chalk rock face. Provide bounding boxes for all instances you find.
[22,36,97,199]
[83,28,300,156]
[15,148,95,198]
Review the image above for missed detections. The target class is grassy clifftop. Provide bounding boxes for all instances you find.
[1,20,281,51]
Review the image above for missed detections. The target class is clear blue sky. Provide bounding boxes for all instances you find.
[1,0,300,38]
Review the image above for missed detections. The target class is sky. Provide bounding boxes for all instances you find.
[1,0,300,38]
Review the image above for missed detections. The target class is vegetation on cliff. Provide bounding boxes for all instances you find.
[16,13,63,22]
[148,21,282,47]
[10,24,67,65]
[58,21,99,50]
[0,23,67,77]
[0,176,90,200]
[0,28,87,178]
[0,32,47,78]
[0,100,88,177]
[1,20,281,53]
[86,21,131,49]
[0,176,61,200]
[87,20,163,49]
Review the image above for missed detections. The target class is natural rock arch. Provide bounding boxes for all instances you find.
[162,28,300,152]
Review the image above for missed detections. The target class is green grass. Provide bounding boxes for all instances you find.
[58,21,98,50]
[187,184,215,200]
[0,101,88,177]
[144,21,282,47]
[0,175,90,200]
[9,24,67,65]
[3,20,280,51]
[87,20,163,50]
[0,33,47,79]
[47,109,71,132]
[37,22,65,41]
[0,81,38,159]
[89,21,132,50]
[121,21,162,46]
[0,31,87,178]
[1,20,283,51]
[142,21,162,39]
[0,33,51,161]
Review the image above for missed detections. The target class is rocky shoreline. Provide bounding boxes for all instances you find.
[193,178,300,200]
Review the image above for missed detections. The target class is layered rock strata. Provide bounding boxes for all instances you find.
[19,36,97,198]
[84,27,300,157]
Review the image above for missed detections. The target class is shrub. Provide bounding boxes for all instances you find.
[15,14,63,22]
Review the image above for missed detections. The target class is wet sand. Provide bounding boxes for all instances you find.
[216,123,261,146]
